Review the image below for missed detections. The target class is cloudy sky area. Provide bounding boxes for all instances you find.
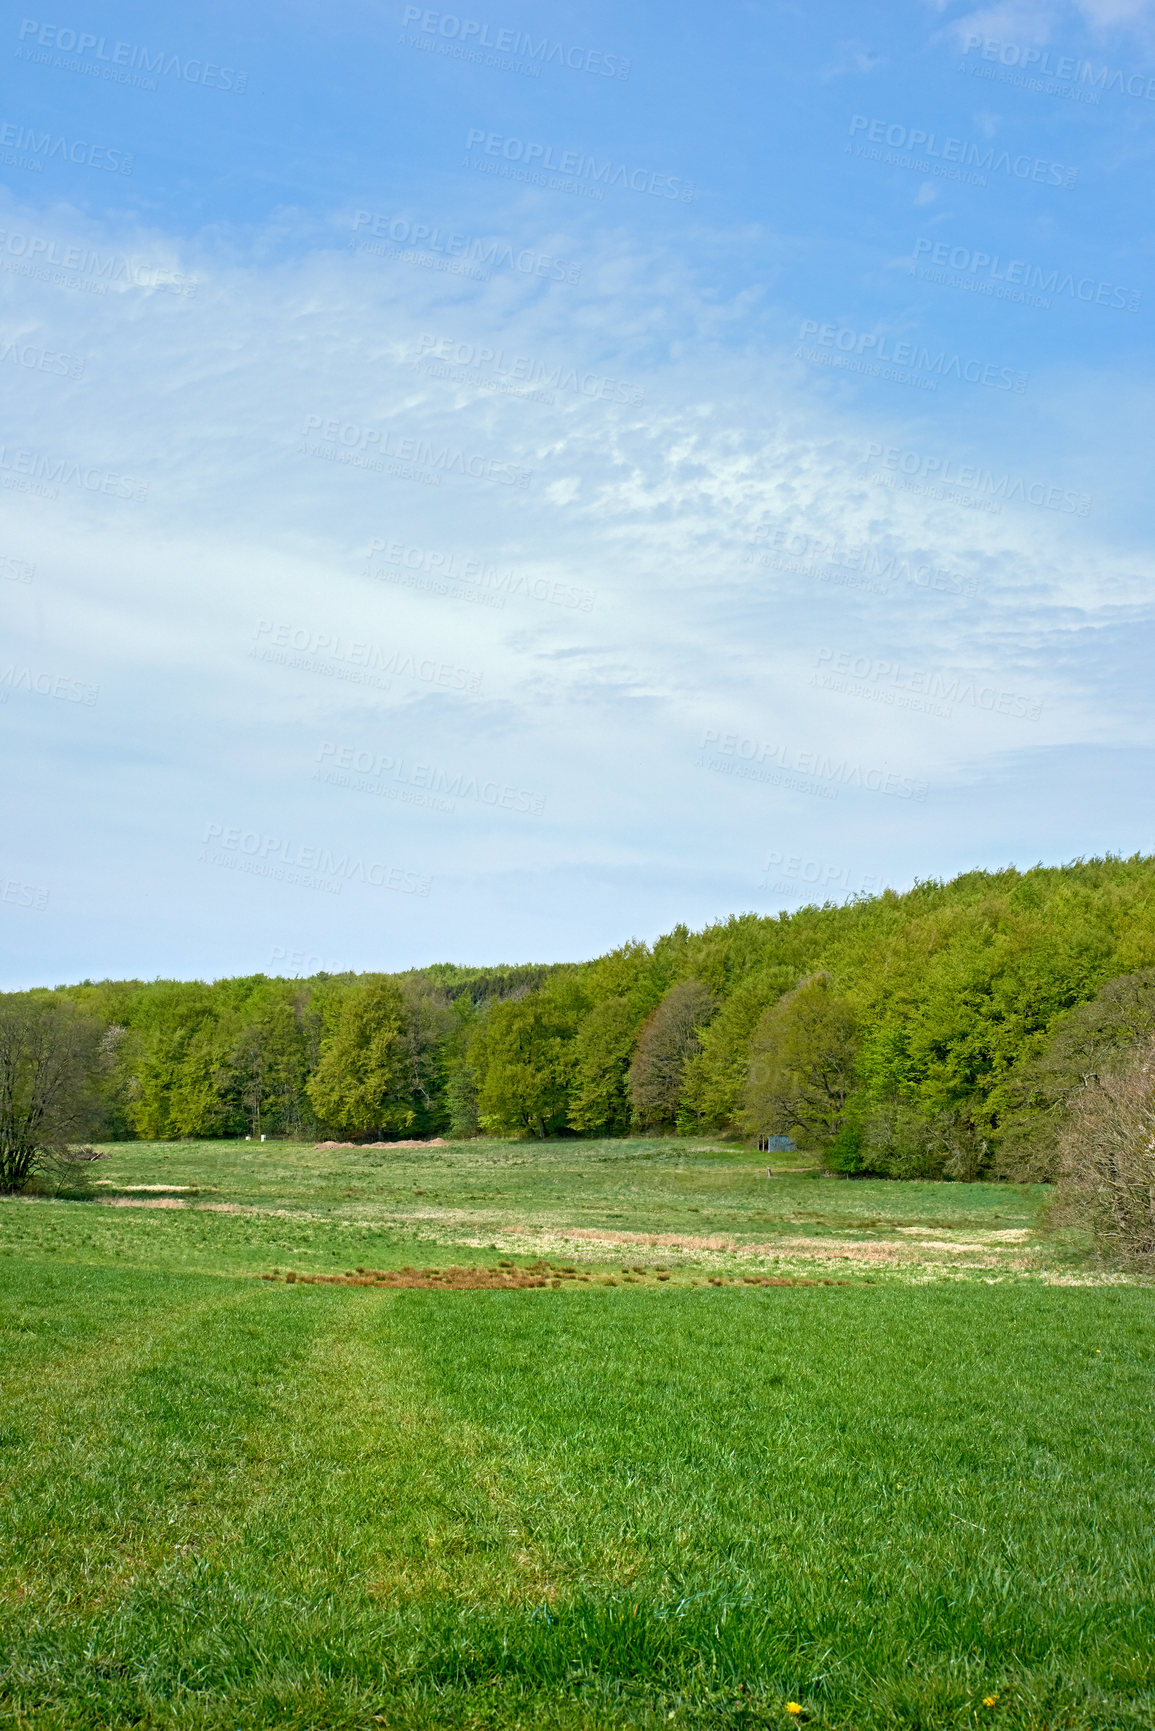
[2,0,1153,986]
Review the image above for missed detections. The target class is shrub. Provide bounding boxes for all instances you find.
[843,1103,988,1180]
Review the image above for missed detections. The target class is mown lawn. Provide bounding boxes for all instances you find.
[0,1142,1151,1728]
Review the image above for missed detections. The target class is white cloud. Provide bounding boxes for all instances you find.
[1,179,1152,982]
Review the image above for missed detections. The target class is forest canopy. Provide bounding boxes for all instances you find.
[17,854,1155,1181]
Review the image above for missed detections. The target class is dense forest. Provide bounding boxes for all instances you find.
[34,856,1155,1180]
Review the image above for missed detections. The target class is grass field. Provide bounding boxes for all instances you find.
[1,1137,1152,1729]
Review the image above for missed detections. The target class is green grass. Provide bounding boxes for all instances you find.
[1,1139,1151,1727]
[0,1137,1051,1283]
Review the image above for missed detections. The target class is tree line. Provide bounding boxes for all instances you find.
[5,857,1155,1195]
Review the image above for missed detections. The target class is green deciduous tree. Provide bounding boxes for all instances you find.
[681,967,797,1130]
[395,977,454,1137]
[993,969,1155,1180]
[33,854,1155,1175]
[445,1061,480,1139]
[568,996,643,1135]
[743,973,856,1150]
[0,994,104,1190]
[228,993,313,1139]
[628,980,715,1132]
[471,984,586,1138]
[305,977,415,1139]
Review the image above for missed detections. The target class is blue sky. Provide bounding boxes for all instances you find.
[2,0,1153,985]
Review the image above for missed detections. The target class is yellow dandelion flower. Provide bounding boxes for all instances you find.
[983,1694,999,1707]
[786,1704,803,1716]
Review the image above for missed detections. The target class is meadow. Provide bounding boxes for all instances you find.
[0,1137,1152,1729]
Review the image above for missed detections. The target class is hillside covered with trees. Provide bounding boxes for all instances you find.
[31,855,1155,1181]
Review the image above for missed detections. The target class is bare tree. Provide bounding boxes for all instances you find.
[1053,1036,1155,1267]
[0,995,104,1191]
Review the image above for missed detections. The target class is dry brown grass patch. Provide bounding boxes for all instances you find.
[260,1261,855,1292]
